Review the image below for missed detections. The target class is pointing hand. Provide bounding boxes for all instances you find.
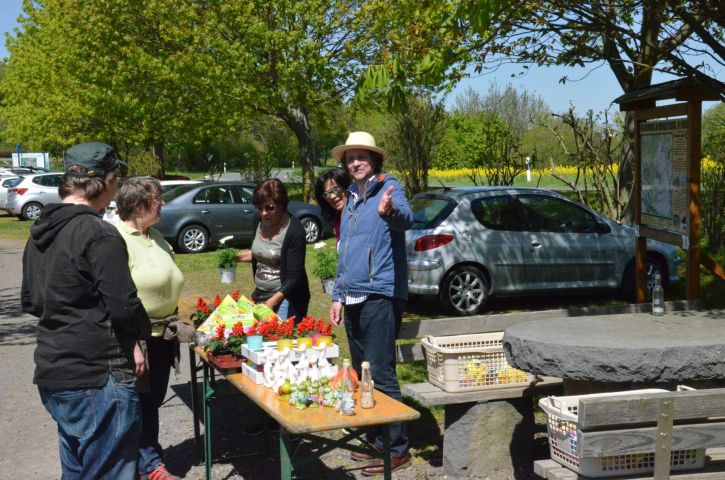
[378,186,395,217]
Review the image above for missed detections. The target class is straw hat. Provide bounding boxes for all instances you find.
[331,132,389,162]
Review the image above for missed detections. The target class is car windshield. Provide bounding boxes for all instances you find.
[409,195,457,230]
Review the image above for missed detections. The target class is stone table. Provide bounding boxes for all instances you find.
[502,309,725,394]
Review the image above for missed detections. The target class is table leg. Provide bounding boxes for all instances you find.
[188,346,202,461]
[279,427,293,480]
[203,362,216,480]
[382,426,391,480]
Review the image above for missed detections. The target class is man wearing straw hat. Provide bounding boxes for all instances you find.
[330,131,413,474]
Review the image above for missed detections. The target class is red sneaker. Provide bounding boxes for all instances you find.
[147,465,179,480]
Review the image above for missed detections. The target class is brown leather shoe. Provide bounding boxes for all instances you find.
[361,453,412,476]
[350,443,382,462]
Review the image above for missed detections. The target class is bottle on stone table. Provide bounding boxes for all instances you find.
[360,361,375,408]
[652,273,664,316]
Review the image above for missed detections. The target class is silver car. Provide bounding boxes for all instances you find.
[0,176,22,212]
[406,187,680,315]
[5,172,63,220]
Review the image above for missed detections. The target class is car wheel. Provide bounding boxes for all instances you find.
[178,224,209,253]
[300,216,321,244]
[21,202,43,221]
[439,266,489,316]
[621,255,665,301]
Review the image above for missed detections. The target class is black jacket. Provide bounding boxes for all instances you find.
[251,215,310,318]
[22,203,150,389]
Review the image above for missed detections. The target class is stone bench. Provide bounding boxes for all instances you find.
[397,301,698,479]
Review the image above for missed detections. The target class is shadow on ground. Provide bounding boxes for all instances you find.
[167,375,445,479]
[0,287,35,347]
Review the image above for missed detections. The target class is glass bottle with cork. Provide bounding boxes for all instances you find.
[337,358,356,415]
[652,273,664,316]
[360,361,375,408]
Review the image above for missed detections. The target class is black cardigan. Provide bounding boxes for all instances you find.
[251,214,310,318]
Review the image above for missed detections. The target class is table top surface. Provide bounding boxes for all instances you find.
[502,309,725,383]
[196,348,420,434]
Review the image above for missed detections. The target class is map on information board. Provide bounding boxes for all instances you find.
[640,119,689,236]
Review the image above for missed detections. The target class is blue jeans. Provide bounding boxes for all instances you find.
[138,337,175,474]
[344,296,409,457]
[276,299,290,320]
[39,374,141,480]
[276,299,304,323]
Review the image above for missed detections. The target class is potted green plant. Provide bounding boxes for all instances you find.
[312,243,338,296]
[216,247,239,284]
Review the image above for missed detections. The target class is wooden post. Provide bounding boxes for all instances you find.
[687,100,702,300]
[633,114,647,303]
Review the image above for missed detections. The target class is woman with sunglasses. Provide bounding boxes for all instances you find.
[314,167,351,242]
[237,179,310,320]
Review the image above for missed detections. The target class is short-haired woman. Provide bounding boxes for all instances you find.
[22,142,151,479]
[314,167,351,241]
[237,178,310,320]
[115,176,185,480]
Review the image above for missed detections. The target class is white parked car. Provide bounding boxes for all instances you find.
[0,176,22,212]
[5,172,63,220]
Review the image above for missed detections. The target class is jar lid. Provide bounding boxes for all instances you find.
[361,361,370,368]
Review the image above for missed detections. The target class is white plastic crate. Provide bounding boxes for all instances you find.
[421,332,534,393]
[539,390,706,478]
[241,362,265,384]
[241,341,339,364]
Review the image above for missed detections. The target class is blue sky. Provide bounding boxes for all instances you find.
[1,0,718,115]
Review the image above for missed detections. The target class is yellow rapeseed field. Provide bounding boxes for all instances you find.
[427,158,717,180]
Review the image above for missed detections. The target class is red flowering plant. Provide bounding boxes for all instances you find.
[191,298,211,328]
[254,318,279,341]
[205,321,247,355]
[225,321,246,354]
[206,324,229,354]
[295,316,316,338]
[313,317,334,336]
[275,317,296,340]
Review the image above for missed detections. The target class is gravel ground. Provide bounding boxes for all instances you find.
[0,238,541,479]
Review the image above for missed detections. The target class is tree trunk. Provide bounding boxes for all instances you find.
[283,107,315,202]
[153,141,165,176]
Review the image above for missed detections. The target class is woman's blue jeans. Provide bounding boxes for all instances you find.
[344,295,409,457]
[38,374,141,480]
[275,298,304,323]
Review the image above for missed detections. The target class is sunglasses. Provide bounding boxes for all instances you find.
[322,186,344,199]
[255,203,277,213]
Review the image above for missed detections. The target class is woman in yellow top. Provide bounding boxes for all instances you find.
[115,177,184,480]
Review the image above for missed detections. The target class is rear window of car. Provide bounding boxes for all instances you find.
[409,195,456,230]
[2,177,23,187]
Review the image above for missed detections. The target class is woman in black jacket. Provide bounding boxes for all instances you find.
[237,178,310,320]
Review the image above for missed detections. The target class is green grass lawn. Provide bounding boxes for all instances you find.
[0,212,33,242]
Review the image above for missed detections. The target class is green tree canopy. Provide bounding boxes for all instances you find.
[360,1,724,104]
[1,0,217,162]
